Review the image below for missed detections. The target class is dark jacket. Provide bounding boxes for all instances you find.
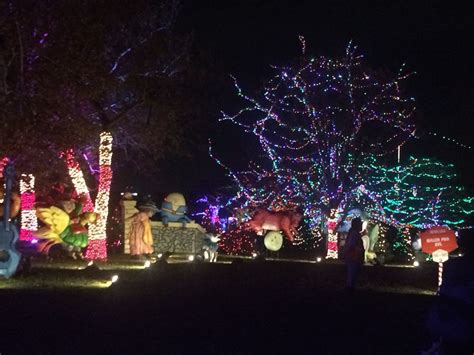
[345,230,364,264]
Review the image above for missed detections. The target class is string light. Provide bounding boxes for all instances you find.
[365,156,473,229]
[62,149,94,212]
[63,132,113,260]
[195,195,257,256]
[86,132,113,260]
[211,43,416,257]
[326,209,340,259]
[19,174,37,241]
[375,224,388,255]
[0,157,8,176]
[426,132,472,150]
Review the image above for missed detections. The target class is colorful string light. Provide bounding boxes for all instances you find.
[63,132,113,260]
[326,209,340,259]
[0,157,8,176]
[210,43,417,257]
[208,43,471,261]
[426,132,472,150]
[365,156,473,229]
[62,149,95,212]
[19,174,37,241]
[86,131,113,260]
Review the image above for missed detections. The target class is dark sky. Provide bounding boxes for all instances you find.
[180,0,472,137]
[130,1,473,199]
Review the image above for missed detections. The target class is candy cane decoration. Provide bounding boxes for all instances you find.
[437,262,443,293]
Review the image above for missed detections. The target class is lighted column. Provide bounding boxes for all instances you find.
[86,132,113,260]
[19,174,37,241]
[326,209,339,259]
[62,149,95,212]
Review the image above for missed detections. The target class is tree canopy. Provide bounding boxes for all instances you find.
[0,0,204,189]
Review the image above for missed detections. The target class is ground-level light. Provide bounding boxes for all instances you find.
[252,253,258,258]
[111,275,119,283]
[144,260,151,268]
[188,255,195,262]
[316,257,322,262]
[157,253,163,259]
[413,261,420,267]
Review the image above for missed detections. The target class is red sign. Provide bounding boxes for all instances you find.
[420,226,458,254]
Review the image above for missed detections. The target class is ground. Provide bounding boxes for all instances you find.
[0,257,442,354]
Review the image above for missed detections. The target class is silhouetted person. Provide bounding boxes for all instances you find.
[344,217,364,291]
[425,229,474,354]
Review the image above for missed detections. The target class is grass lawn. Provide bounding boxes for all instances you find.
[0,257,441,354]
[1,254,439,294]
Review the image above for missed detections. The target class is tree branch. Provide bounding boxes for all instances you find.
[105,99,144,129]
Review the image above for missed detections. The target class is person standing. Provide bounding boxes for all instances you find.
[344,217,364,291]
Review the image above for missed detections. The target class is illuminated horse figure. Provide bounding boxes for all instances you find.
[0,162,21,278]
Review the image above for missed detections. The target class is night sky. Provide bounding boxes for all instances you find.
[181,0,472,136]
[129,1,473,199]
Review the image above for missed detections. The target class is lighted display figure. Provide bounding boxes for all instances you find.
[0,162,21,278]
[203,234,220,262]
[248,208,302,242]
[128,202,158,258]
[0,187,21,220]
[160,193,191,227]
[264,231,284,251]
[34,196,99,259]
[337,209,364,233]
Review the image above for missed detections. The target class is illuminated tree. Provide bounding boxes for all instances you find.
[0,0,200,258]
[0,0,196,180]
[365,156,474,229]
[212,42,416,258]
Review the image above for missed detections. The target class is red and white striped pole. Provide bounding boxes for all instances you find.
[437,262,443,294]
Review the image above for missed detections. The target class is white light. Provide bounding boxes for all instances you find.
[413,261,419,267]
[458,253,463,257]
[157,253,163,258]
[188,255,195,262]
[316,257,322,262]
[144,260,151,268]
[111,275,119,283]
[252,253,258,258]
[87,261,94,267]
